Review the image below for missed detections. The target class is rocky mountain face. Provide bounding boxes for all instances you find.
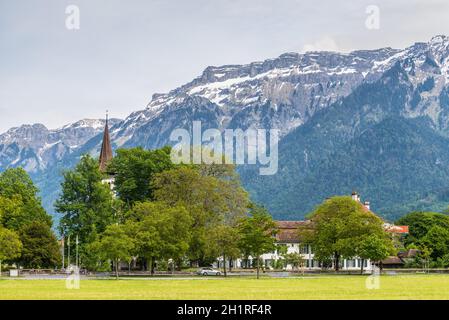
[0,119,120,173]
[243,37,449,220]
[110,46,400,149]
[2,35,449,221]
[0,119,121,215]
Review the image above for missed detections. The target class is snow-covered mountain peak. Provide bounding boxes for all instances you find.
[59,119,108,131]
[429,35,449,46]
[0,118,121,172]
[134,47,405,138]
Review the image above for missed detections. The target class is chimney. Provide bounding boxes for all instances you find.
[364,201,370,210]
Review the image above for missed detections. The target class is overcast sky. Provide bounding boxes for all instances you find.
[1,0,448,132]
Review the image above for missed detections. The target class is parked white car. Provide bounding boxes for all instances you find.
[196,268,221,276]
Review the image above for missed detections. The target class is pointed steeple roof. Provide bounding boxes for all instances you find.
[99,111,113,172]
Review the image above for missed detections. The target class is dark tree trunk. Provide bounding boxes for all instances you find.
[256,256,260,279]
[334,253,340,272]
[141,258,147,271]
[223,253,227,277]
[360,259,364,274]
[115,259,119,279]
[150,257,155,276]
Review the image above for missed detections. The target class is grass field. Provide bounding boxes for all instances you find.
[1,274,449,299]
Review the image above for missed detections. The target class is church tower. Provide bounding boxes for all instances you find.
[99,111,115,194]
[99,111,113,173]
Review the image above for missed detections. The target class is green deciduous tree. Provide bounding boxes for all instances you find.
[358,234,393,273]
[83,228,116,272]
[435,253,449,268]
[55,154,117,250]
[418,246,432,271]
[108,147,174,204]
[0,168,51,230]
[153,166,249,266]
[207,224,241,277]
[91,224,135,279]
[125,201,192,274]
[18,221,61,268]
[396,212,449,261]
[421,225,449,259]
[396,212,449,245]
[238,205,277,279]
[299,196,390,271]
[0,227,22,276]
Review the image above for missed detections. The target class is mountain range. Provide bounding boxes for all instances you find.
[2,35,449,222]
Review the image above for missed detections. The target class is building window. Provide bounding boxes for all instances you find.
[299,245,308,254]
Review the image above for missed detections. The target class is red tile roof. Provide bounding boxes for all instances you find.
[385,225,409,234]
[274,217,409,244]
[276,221,307,229]
[275,221,308,243]
[381,256,404,265]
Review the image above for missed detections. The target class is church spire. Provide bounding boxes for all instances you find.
[99,110,113,172]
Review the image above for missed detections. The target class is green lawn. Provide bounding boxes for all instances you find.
[1,275,449,299]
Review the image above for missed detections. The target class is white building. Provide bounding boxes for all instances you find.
[216,192,408,272]
[217,220,372,272]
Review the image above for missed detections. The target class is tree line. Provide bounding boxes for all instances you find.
[3,145,447,277]
[55,147,277,278]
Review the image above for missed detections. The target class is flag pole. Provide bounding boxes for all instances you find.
[76,235,79,269]
[62,235,65,270]
[67,235,71,267]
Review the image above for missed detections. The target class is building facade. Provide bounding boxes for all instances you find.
[216,192,408,272]
[216,220,373,272]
